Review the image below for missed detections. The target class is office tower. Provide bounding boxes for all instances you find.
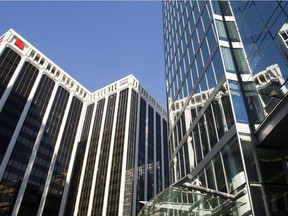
[157,0,288,215]
[0,29,169,216]
[68,76,169,216]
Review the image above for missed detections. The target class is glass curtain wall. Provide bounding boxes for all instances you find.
[161,0,288,215]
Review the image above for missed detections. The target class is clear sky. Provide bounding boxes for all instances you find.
[0,1,167,108]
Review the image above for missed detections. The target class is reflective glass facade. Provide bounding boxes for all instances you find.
[0,30,169,216]
[162,0,288,215]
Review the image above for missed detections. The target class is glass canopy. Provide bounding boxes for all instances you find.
[138,186,245,215]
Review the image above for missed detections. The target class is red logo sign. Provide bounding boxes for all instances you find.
[15,39,24,50]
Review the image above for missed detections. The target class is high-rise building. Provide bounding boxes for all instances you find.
[145,0,288,215]
[0,29,169,216]
[68,76,169,216]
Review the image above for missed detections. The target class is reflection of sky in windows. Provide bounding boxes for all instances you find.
[231,1,288,80]
[229,80,249,124]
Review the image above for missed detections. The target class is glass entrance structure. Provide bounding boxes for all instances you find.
[138,183,246,215]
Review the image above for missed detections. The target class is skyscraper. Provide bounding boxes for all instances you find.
[0,29,169,216]
[68,76,169,216]
[154,0,288,215]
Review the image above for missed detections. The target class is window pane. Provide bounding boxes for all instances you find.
[214,153,227,192]
[216,20,228,41]
[233,48,250,74]
[206,161,216,190]
[226,21,240,42]
[221,47,236,73]
[222,136,244,192]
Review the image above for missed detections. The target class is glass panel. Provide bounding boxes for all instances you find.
[205,105,218,148]
[233,48,250,74]
[198,170,206,188]
[226,21,240,42]
[207,25,217,51]
[191,62,199,87]
[214,153,227,192]
[216,20,228,41]
[242,81,265,125]
[201,39,209,66]
[221,90,235,128]
[206,161,216,190]
[240,139,260,182]
[196,51,204,75]
[138,186,245,215]
[221,47,236,73]
[197,18,205,41]
[199,117,209,156]
[222,137,244,192]
[186,69,193,95]
[200,75,208,92]
[202,5,211,31]
[211,82,234,138]
[212,50,225,82]
[249,185,268,215]
[193,125,202,164]
[228,80,248,124]
[218,1,232,16]
[205,63,217,90]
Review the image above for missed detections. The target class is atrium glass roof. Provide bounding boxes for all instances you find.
[138,186,245,216]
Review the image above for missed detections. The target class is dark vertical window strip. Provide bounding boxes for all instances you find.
[42,97,83,216]
[106,89,128,214]
[65,103,94,216]
[136,98,146,213]
[147,105,154,201]
[162,119,170,188]
[0,62,38,164]
[80,104,95,141]
[91,94,117,216]
[0,75,54,216]
[181,114,190,176]
[78,100,105,216]
[194,125,202,164]
[123,90,138,215]
[184,142,191,175]
[0,47,21,99]
[155,113,162,193]
[18,86,69,216]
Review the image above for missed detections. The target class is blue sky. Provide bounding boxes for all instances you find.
[0,1,167,108]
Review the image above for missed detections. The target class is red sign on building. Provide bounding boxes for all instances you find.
[15,39,24,50]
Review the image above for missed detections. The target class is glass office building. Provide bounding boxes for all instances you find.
[159,0,288,215]
[0,29,169,216]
